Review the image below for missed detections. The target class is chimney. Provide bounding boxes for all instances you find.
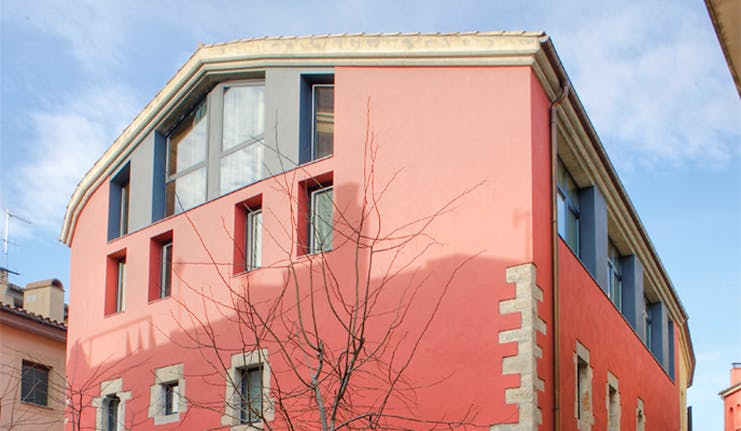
[0,266,20,305]
[23,279,65,322]
[732,363,741,386]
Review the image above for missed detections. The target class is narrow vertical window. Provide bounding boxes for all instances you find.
[163,382,179,415]
[108,163,130,241]
[607,240,623,311]
[116,258,126,313]
[575,342,593,430]
[644,296,653,348]
[105,395,120,431]
[166,99,208,215]
[120,181,130,236]
[239,366,263,424]
[606,373,620,431]
[636,398,645,431]
[312,85,334,160]
[160,242,173,298]
[309,186,333,254]
[245,209,262,271]
[220,84,265,195]
[557,159,580,254]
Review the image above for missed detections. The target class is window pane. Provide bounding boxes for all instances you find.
[246,211,262,271]
[161,243,172,298]
[168,101,208,177]
[166,167,207,214]
[116,259,126,313]
[565,208,579,252]
[313,86,334,159]
[310,188,333,253]
[223,86,265,151]
[120,182,129,236]
[21,362,49,406]
[220,144,264,195]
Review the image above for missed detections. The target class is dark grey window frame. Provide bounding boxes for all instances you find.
[20,360,49,407]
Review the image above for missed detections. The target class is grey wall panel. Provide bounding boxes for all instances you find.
[129,131,155,232]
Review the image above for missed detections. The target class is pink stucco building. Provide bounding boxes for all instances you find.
[721,363,741,431]
[61,33,694,431]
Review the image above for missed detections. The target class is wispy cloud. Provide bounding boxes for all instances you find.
[552,2,741,171]
[10,85,138,235]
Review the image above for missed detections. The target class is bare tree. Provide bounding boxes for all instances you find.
[167,108,493,431]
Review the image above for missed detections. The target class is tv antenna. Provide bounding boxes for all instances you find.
[3,209,32,264]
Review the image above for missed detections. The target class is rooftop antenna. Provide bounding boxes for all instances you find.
[3,209,31,266]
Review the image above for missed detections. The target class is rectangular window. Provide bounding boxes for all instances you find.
[116,258,126,313]
[160,242,173,298]
[166,99,208,215]
[574,342,593,429]
[299,75,334,164]
[105,395,120,431]
[245,209,262,271]
[607,240,623,311]
[644,296,653,349]
[309,186,333,254]
[220,84,265,195]
[312,85,334,160]
[108,163,131,241]
[21,361,49,406]
[557,159,580,254]
[163,382,179,415]
[238,365,263,424]
[668,319,675,379]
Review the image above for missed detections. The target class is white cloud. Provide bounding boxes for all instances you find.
[9,85,138,235]
[552,2,741,171]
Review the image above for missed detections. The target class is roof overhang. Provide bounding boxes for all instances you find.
[706,0,741,96]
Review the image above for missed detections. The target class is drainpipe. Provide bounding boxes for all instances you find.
[550,80,569,431]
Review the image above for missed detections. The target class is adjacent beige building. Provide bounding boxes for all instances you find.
[0,269,67,431]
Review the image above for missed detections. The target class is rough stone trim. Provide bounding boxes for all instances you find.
[574,341,594,431]
[148,363,186,425]
[491,263,546,431]
[605,371,620,431]
[221,349,273,431]
[636,398,645,431]
[92,377,131,431]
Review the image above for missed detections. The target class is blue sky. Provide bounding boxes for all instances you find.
[1,0,738,428]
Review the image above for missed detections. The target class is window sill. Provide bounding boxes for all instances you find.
[20,400,54,410]
[148,295,173,305]
[104,310,126,318]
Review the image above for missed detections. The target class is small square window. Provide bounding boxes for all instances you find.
[149,232,174,302]
[21,361,49,406]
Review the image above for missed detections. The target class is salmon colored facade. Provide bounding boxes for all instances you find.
[721,364,741,431]
[61,33,694,431]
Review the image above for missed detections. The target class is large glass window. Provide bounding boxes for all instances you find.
[220,85,265,195]
[239,365,263,424]
[21,361,49,406]
[166,100,208,215]
[607,240,623,311]
[309,186,333,254]
[557,159,580,253]
[312,85,334,160]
